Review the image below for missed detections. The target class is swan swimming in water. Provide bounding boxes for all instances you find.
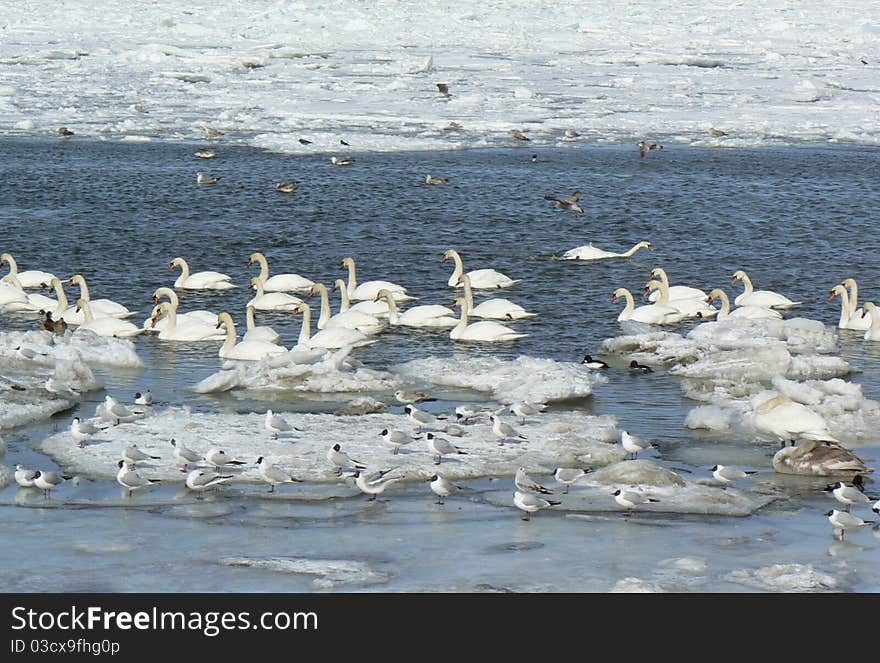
[145,287,219,332]
[861,302,880,341]
[310,283,385,335]
[75,298,143,338]
[333,278,390,317]
[647,267,707,303]
[732,270,800,309]
[704,289,782,320]
[828,285,870,331]
[243,305,282,345]
[67,274,134,319]
[339,256,415,302]
[0,252,56,289]
[449,297,527,342]
[562,241,653,261]
[291,302,377,350]
[457,273,535,320]
[374,288,458,328]
[248,251,314,294]
[170,257,236,291]
[214,311,287,361]
[442,249,519,290]
[643,280,717,318]
[611,287,685,325]
[247,277,303,312]
[149,301,226,341]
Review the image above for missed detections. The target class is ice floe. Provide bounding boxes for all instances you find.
[218,557,392,589]
[724,563,840,592]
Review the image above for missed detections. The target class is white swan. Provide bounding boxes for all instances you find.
[458,273,535,320]
[562,241,653,261]
[753,394,836,445]
[247,277,303,312]
[644,280,717,318]
[0,274,33,311]
[647,267,707,303]
[74,299,143,338]
[310,283,385,335]
[149,301,226,341]
[145,287,219,332]
[291,303,376,349]
[339,257,415,302]
[732,270,800,309]
[0,253,56,289]
[333,278,390,317]
[170,257,236,291]
[828,285,870,331]
[861,302,880,341]
[248,251,314,294]
[374,288,458,328]
[611,287,685,325]
[67,274,134,319]
[841,278,869,328]
[27,277,81,323]
[244,305,282,345]
[442,249,519,289]
[215,311,287,361]
[449,297,527,342]
[705,289,782,320]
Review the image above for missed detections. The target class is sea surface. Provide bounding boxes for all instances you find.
[0,138,878,592]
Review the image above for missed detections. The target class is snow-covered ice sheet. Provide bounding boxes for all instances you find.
[2,2,878,151]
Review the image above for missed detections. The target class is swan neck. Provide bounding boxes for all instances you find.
[626,244,644,257]
[653,281,669,304]
[383,292,399,323]
[448,252,463,284]
[463,278,474,312]
[79,299,94,323]
[155,287,179,306]
[220,314,236,352]
[177,260,190,280]
[835,288,850,326]
[297,306,311,345]
[317,286,331,326]
[1,253,17,274]
[718,291,730,315]
[846,281,859,316]
[345,260,357,295]
[622,290,634,314]
[255,254,269,281]
[741,274,753,294]
[246,306,256,330]
[54,280,68,314]
[335,281,351,311]
[75,276,90,301]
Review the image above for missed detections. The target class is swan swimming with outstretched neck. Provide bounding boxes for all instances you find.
[374,288,458,328]
[828,284,870,331]
[449,297,527,342]
[339,256,415,302]
[214,311,286,361]
[170,257,236,291]
[248,251,314,294]
[611,287,685,325]
[731,270,800,309]
[562,241,653,261]
[457,273,535,320]
[442,249,519,290]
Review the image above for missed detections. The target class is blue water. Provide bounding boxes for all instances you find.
[1,138,878,592]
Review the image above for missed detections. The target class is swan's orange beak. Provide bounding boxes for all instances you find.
[731,275,738,284]
[292,307,301,316]
[153,295,159,304]
[647,244,655,251]
[441,254,448,262]
[642,287,650,297]
[611,294,618,302]
[705,295,714,304]
[828,291,836,301]
[308,287,317,297]
[150,316,158,329]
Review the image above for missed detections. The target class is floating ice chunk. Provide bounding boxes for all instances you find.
[393,355,606,404]
[333,397,389,416]
[684,405,732,431]
[0,464,11,490]
[658,557,708,575]
[725,564,839,592]
[513,87,534,99]
[218,557,392,589]
[588,460,687,488]
[611,578,665,593]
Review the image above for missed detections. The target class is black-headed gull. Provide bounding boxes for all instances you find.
[379,429,419,454]
[33,470,71,498]
[621,431,657,460]
[171,438,202,472]
[825,509,874,540]
[612,488,659,512]
[425,432,467,465]
[205,448,246,469]
[353,470,402,501]
[515,467,552,495]
[710,465,756,485]
[553,467,591,493]
[256,456,302,493]
[430,474,462,504]
[14,464,38,488]
[824,481,871,511]
[122,444,160,466]
[186,469,233,499]
[70,417,100,448]
[116,460,161,498]
[513,491,560,521]
[326,443,367,473]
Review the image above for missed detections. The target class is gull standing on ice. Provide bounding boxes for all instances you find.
[14,464,38,488]
[455,405,482,423]
[612,488,659,512]
[256,456,302,493]
[490,415,527,440]
[379,429,419,454]
[327,443,367,473]
[205,448,247,469]
[554,467,591,493]
[507,401,545,425]
[621,430,657,460]
[353,470,402,501]
[70,417,100,448]
[515,467,553,495]
[122,444,161,466]
[102,395,140,424]
[404,404,444,431]
[33,471,71,498]
[394,390,436,405]
[824,481,872,512]
[425,432,467,465]
[265,409,294,439]
[710,465,756,485]
[825,509,874,540]
[514,491,560,521]
[116,460,161,498]
[429,474,463,504]
[186,469,233,499]
[171,438,202,472]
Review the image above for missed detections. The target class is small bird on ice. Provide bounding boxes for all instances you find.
[515,467,553,495]
[122,444,161,466]
[171,438,202,472]
[404,404,445,431]
[353,470,402,501]
[514,490,560,521]
[554,467,591,493]
[490,415,527,440]
[14,464,39,488]
[429,473,463,504]
[621,430,658,460]
[33,470,72,498]
[394,390,436,405]
[710,464,756,485]
[612,488,659,512]
[265,409,294,439]
[186,469,233,499]
[256,456,302,493]
[824,481,872,511]
[204,448,247,469]
[326,443,367,473]
[425,432,467,465]
[564,128,579,140]
[435,83,451,97]
[507,401,545,425]
[511,129,530,141]
[70,416,100,448]
[116,460,161,498]
[825,509,874,540]
[379,428,419,455]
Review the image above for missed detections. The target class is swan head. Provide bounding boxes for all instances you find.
[705,288,726,304]
[649,267,665,279]
[863,302,876,317]
[170,257,185,271]
[643,280,662,297]
[215,311,233,329]
[248,252,264,266]
[332,279,346,292]
[641,242,655,251]
[441,249,458,263]
[841,278,857,289]
[67,274,84,287]
[340,257,354,269]
[373,288,393,303]
[731,269,748,284]
[292,303,309,316]
[611,287,629,302]
[456,273,471,287]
